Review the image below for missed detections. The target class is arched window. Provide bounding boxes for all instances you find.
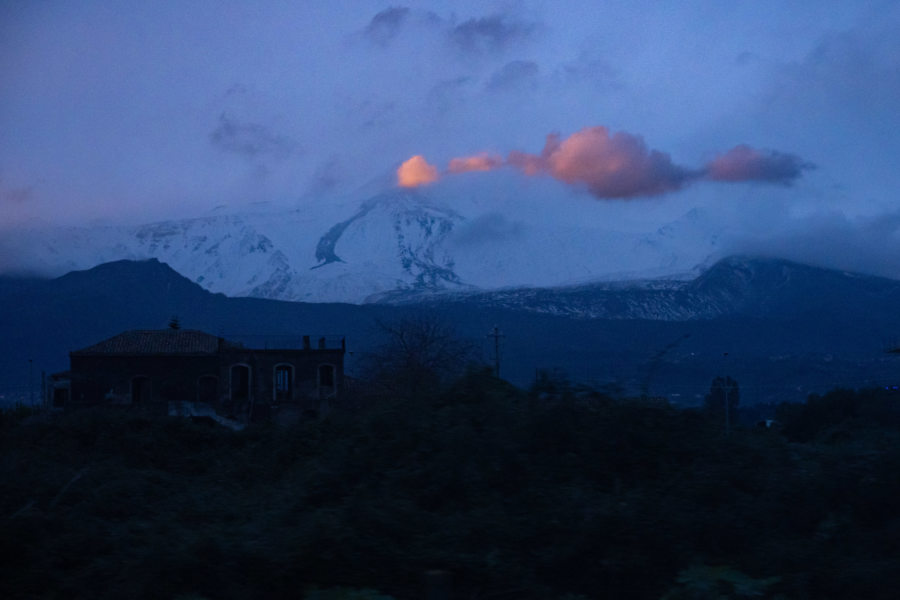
[230,364,251,402]
[273,364,293,402]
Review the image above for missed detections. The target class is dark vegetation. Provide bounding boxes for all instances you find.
[4,377,900,599]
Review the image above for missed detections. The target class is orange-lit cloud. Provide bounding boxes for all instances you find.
[397,155,440,187]
[508,127,691,198]
[398,127,810,196]
[705,144,811,184]
[447,152,504,174]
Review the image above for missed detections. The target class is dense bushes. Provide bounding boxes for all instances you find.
[3,380,900,598]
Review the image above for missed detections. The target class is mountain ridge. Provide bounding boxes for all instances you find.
[4,254,900,407]
[376,254,900,321]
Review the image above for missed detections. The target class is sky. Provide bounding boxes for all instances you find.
[2,1,900,275]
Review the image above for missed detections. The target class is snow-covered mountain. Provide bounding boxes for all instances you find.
[2,173,726,303]
[380,255,900,322]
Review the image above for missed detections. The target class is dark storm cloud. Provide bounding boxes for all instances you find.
[449,13,535,54]
[209,114,298,160]
[705,145,813,185]
[485,60,539,92]
[363,6,410,46]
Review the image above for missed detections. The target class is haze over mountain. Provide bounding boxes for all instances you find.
[0,176,739,304]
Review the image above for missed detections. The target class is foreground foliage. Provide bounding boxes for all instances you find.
[3,374,900,599]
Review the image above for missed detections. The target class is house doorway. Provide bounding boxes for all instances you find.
[132,376,151,404]
[52,387,69,408]
[230,365,250,402]
[318,364,336,398]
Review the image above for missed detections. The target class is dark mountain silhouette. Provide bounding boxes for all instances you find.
[2,256,900,405]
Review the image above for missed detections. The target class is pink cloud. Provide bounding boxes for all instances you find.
[398,127,811,197]
[705,144,811,184]
[508,127,692,198]
[447,152,504,174]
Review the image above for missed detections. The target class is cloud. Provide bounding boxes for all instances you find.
[399,126,812,198]
[397,155,439,187]
[449,213,523,246]
[1,184,34,204]
[556,54,621,91]
[0,172,35,205]
[364,6,410,46]
[209,114,298,159]
[305,157,342,195]
[509,127,693,198]
[447,152,504,174]
[449,13,535,54]
[426,76,472,114]
[705,144,812,184]
[485,60,539,92]
[730,210,900,280]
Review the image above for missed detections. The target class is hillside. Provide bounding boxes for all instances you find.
[2,256,899,405]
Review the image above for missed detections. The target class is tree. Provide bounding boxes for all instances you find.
[705,376,739,432]
[364,314,476,399]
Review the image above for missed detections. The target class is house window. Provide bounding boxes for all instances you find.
[131,376,151,404]
[318,364,336,398]
[230,365,251,402]
[274,364,293,402]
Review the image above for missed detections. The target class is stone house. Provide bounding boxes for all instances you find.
[51,329,344,424]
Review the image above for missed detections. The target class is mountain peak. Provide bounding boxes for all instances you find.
[54,258,212,298]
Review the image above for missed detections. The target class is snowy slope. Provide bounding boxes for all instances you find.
[3,173,726,303]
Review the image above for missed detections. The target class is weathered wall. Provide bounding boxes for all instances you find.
[69,354,220,413]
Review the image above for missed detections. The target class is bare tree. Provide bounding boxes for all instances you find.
[365,314,476,399]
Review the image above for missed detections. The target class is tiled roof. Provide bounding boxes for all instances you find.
[72,330,224,355]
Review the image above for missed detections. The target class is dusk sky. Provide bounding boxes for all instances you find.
[3,1,900,275]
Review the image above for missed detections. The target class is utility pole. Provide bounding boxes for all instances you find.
[724,382,731,437]
[722,352,730,436]
[487,326,504,378]
[28,358,34,408]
